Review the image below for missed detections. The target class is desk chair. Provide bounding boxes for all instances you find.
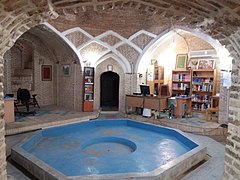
[159,84,170,96]
[167,97,176,119]
[14,88,40,115]
[205,96,219,121]
[206,107,219,121]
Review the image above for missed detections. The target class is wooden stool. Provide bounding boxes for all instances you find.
[206,107,219,121]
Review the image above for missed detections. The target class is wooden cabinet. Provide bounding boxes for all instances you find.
[174,97,192,118]
[172,70,192,96]
[4,98,15,123]
[191,69,217,112]
[147,63,164,95]
[83,67,94,112]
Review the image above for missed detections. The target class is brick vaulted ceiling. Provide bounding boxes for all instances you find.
[1,0,240,39]
[51,0,240,38]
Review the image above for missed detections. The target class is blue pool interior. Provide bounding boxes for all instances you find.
[21,120,198,176]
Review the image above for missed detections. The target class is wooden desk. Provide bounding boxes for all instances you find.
[125,95,169,113]
[125,95,144,108]
[144,96,168,111]
[174,97,192,118]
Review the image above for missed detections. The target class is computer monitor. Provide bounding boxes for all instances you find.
[140,85,150,96]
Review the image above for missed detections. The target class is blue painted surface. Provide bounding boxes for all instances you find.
[21,120,198,176]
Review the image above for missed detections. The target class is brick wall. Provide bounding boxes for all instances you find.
[221,30,240,179]
[223,123,240,179]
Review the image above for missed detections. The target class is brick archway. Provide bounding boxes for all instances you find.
[1,1,240,179]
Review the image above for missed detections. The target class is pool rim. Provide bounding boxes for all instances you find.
[11,119,207,180]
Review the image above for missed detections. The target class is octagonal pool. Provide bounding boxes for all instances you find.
[12,120,207,179]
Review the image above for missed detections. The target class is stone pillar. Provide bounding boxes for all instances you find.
[223,53,240,179]
[0,62,7,179]
[219,72,230,124]
[223,122,240,179]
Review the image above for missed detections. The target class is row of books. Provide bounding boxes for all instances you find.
[192,84,213,91]
[172,83,189,90]
[192,94,211,103]
[192,103,210,111]
[192,78,213,84]
[172,74,191,81]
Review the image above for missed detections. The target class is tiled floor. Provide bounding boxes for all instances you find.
[5,106,227,143]
[5,106,98,135]
[5,106,227,179]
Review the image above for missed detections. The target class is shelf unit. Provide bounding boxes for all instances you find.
[171,70,192,96]
[191,69,217,112]
[83,67,94,112]
[147,63,164,95]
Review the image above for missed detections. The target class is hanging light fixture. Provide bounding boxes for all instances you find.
[107,64,113,71]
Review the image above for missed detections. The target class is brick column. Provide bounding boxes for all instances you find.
[223,46,240,179]
[0,63,7,179]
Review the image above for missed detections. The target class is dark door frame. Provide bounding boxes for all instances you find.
[100,71,119,111]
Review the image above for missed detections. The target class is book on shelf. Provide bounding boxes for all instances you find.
[85,78,93,83]
[85,85,93,91]
[84,93,93,100]
[172,83,178,89]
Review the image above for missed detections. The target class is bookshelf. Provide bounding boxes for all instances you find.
[83,67,94,112]
[191,69,217,112]
[147,63,164,95]
[171,70,192,96]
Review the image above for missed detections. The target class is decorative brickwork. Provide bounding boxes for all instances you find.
[80,42,108,63]
[100,34,122,47]
[131,33,155,50]
[116,44,139,63]
[65,31,91,47]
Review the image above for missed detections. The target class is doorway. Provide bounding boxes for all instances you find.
[100,71,119,111]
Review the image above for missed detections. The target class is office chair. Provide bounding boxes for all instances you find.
[14,88,40,115]
[159,84,170,96]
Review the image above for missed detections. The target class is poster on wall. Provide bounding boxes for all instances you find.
[147,65,154,81]
[197,59,215,69]
[188,59,198,69]
[222,71,231,88]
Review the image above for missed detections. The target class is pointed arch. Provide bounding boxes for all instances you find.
[94,52,131,73]
[42,22,83,69]
[136,27,230,74]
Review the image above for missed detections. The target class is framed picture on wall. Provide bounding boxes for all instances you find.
[41,65,52,81]
[175,54,188,70]
[62,64,70,76]
[197,59,215,69]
